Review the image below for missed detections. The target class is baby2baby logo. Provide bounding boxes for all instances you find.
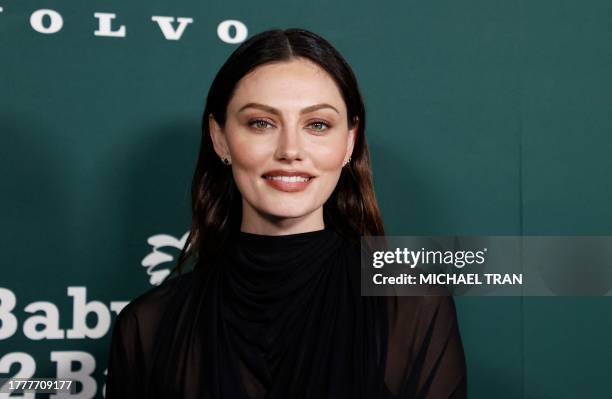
[0,231,189,397]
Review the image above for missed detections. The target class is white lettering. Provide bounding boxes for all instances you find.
[0,287,18,339]
[66,287,111,339]
[217,19,247,44]
[94,12,126,37]
[50,351,97,398]
[152,16,193,40]
[30,9,63,34]
[0,352,36,386]
[23,301,64,339]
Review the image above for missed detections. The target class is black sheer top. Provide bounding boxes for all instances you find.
[105,227,467,398]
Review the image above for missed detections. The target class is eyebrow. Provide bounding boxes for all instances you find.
[237,102,340,115]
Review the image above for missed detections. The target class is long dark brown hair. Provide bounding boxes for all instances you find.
[168,28,385,279]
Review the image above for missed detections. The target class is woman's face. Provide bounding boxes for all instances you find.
[209,57,357,233]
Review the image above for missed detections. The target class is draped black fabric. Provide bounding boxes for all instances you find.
[105,227,467,399]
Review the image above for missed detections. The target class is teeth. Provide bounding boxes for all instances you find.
[265,175,311,182]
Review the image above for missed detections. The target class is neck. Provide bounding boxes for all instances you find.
[240,201,325,236]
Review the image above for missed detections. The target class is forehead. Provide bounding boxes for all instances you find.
[228,58,346,115]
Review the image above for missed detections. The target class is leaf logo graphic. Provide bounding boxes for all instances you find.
[141,232,190,285]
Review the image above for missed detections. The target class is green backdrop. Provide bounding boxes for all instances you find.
[2,1,611,397]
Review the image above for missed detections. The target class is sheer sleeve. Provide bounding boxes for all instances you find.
[104,305,146,398]
[385,295,467,398]
[104,272,193,398]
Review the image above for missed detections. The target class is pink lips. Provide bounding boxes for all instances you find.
[261,170,315,193]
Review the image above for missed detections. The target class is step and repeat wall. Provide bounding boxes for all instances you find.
[2,1,611,398]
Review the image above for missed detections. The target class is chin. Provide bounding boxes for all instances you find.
[261,203,318,220]
[267,209,313,219]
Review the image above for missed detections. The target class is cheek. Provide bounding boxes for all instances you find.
[225,132,271,198]
[308,140,346,198]
[310,139,347,171]
[225,122,269,169]
[231,139,268,169]
[231,149,262,192]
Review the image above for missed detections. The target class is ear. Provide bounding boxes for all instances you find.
[208,113,229,159]
[345,116,358,163]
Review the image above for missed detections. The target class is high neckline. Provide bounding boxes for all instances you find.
[237,227,330,243]
[228,226,340,267]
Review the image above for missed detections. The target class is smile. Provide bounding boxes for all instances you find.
[264,175,312,182]
[261,175,315,192]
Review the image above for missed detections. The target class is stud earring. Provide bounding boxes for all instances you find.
[344,156,352,167]
[222,157,231,165]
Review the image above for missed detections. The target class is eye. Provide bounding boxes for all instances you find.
[248,118,275,130]
[308,120,331,132]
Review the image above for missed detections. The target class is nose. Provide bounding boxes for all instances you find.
[274,123,303,162]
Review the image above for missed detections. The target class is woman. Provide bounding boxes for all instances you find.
[105,28,467,399]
